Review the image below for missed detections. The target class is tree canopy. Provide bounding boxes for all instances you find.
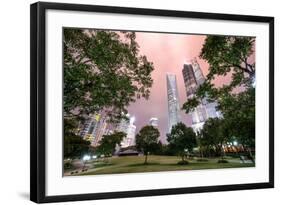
[64,117,91,159]
[96,132,126,157]
[182,35,255,113]
[136,125,160,164]
[64,29,154,122]
[200,118,230,158]
[167,122,197,162]
[63,29,154,160]
[217,87,255,148]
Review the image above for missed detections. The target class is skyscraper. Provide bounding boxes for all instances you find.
[79,113,110,147]
[125,123,136,147]
[117,114,137,148]
[182,63,198,99]
[182,59,221,132]
[192,59,205,86]
[79,114,100,138]
[92,115,108,147]
[166,74,181,132]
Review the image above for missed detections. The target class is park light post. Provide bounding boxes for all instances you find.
[82,155,90,170]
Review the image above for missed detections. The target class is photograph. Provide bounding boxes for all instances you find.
[63,28,256,176]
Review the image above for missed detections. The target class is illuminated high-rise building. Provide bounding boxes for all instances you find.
[79,113,109,146]
[182,63,198,99]
[125,123,136,147]
[166,74,181,132]
[92,115,108,147]
[182,59,221,132]
[79,114,100,138]
[117,114,137,148]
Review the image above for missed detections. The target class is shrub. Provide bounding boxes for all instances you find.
[177,160,189,165]
[217,159,229,163]
[64,161,73,170]
[197,158,209,162]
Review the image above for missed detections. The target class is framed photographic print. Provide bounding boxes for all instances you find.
[30,1,274,203]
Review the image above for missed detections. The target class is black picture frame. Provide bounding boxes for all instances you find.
[30,1,274,203]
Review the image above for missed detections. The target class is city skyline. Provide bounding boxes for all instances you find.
[63,28,256,176]
[127,32,230,142]
[78,33,235,144]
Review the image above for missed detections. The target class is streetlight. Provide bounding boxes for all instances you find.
[82,155,90,170]
[233,141,238,146]
[83,155,90,161]
[184,148,189,160]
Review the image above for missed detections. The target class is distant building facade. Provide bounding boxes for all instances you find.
[117,114,137,148]
[79,114,100,139]
[92,115,108,146]
[79,113,109,147]
[166,74,181,132]
[182,59,221,132]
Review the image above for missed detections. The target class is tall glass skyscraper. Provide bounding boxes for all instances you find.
[166,74,181,132]
[117,113,136,148]
[182,59,221,132]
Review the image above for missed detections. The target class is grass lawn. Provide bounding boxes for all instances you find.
[67,155,255,176]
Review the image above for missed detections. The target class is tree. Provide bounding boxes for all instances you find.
[201,118,231,159]
[64,118,91,159]
[136,125,160,164]
[64,135,91,159]
[197,131,211,158]
[181,35,255,162]
[63,28,154,160]
[64,29,154,122]
[217,88,255,162]
[167,122,197,163]
[96,132,126,157]
[182,35,255,113]
[201,36,255,79]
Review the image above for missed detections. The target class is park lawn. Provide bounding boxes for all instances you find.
[74,155,255,176]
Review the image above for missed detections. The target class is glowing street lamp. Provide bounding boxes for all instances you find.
[82,155,90,170]
[83,155,90,161]
[233,141,238,146]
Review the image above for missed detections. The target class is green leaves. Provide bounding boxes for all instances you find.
[200,36,255,78]
[218,88,255,147]
[63,29,154,160]
[182,35,255,119]
[63,28,154,122]
[167,122,197,159]
[182,97,199,113]
[96,132,126,157]
[136,125,160,155]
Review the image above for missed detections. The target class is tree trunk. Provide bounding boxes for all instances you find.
[144,154,148,164]
[220,143,225,159]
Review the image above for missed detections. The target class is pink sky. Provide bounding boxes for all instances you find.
[127,32,210,142]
